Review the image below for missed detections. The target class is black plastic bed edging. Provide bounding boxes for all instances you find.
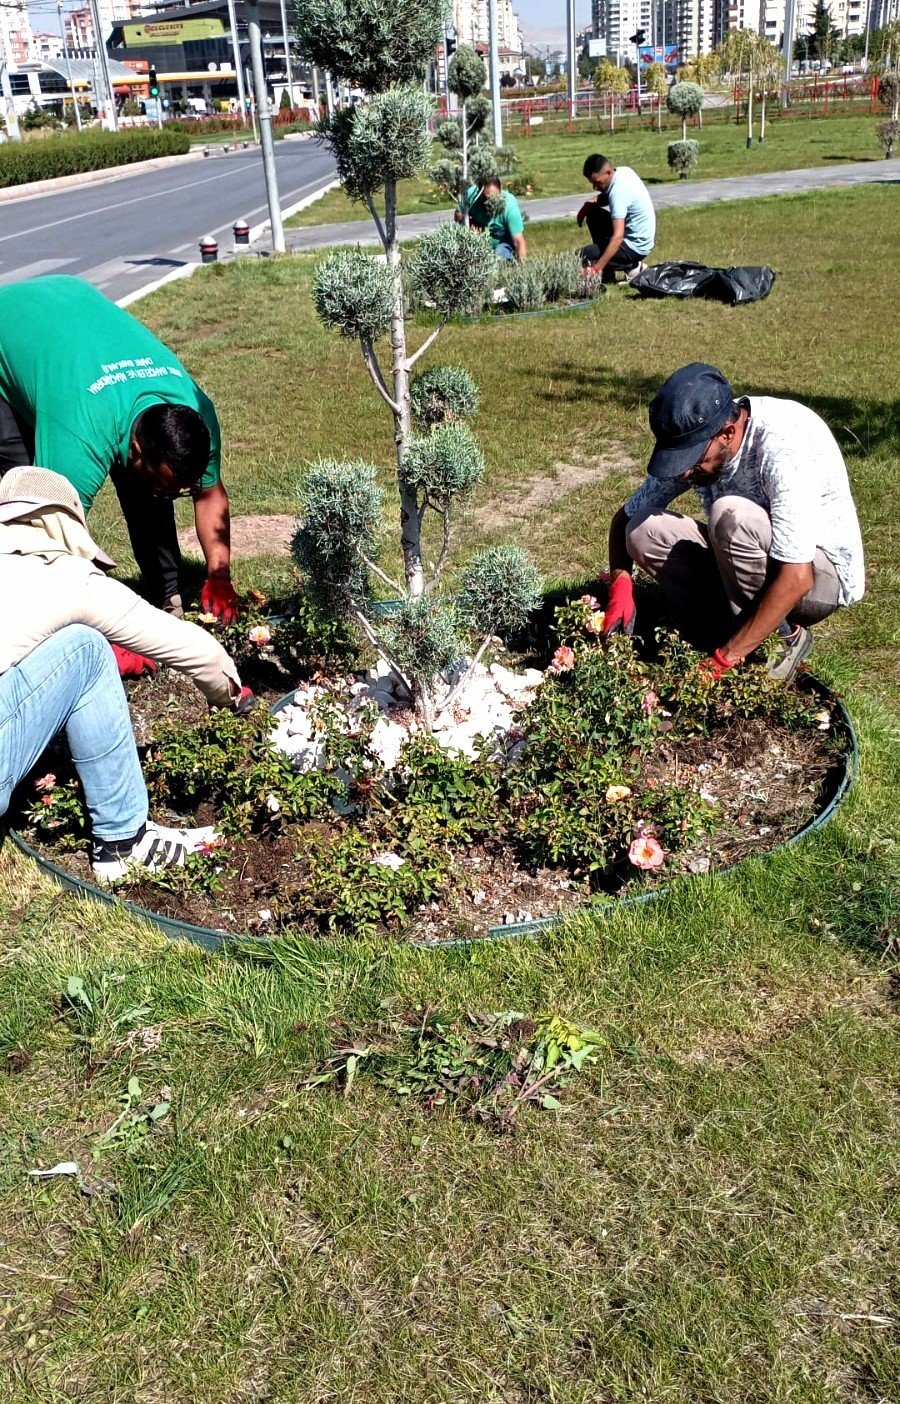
[460,297,599,326]
[9,674,857,955]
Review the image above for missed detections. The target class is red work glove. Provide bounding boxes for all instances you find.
[111,643,157,679]
[602,574,637,638]
[200,577,242,624]
[234,686,256,716]
[699,648,735,683]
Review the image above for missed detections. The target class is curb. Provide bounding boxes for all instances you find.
[248,177,340,243]
[8,674,858,956]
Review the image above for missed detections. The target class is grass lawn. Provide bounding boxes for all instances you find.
[285,112,887,228]
[2,184,899,1402]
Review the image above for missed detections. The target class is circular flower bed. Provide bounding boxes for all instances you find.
[10,593,854,949]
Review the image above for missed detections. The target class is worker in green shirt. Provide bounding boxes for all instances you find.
[0,277,241,665]
[456,178,527,262]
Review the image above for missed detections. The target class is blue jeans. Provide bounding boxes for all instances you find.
[495,242,516,262]
[0,625,148,842]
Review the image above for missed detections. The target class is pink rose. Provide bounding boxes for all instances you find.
[628,834,665,870]
[34,774,56,792]
[577,594,601,610]
[42,795,55,807]
[548,645,575,674]
[248,625,272,647]
[641,691,659,716]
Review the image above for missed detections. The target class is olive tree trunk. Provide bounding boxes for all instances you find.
[384,177,424,597]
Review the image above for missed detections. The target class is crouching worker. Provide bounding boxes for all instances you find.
[456,177,527,262]
[0,468,250,711]
[577,154,655,283]
[0,624,214,883]
[601,364,864,682]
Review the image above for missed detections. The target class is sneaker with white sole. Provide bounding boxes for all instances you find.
[625,260,647,283]
[91,821,216,885]
[766,624,814,684]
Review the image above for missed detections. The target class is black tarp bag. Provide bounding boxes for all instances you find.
[630,261,776,305]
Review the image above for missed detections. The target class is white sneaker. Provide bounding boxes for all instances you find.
[91,821,216,885]
[625,260,647,283]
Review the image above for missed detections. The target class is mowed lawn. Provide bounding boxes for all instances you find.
[2,185,899,1403]
[285,111,887,227]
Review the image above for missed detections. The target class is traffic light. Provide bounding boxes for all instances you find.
[630,29,646,45]
[148,66,159,98]
[445,35,456,58]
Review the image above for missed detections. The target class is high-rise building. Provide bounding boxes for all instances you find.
[0,2,35,66]
[451,0,524,61]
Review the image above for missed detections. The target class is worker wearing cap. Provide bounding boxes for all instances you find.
[601,363,864,681]
[0,276,241,641]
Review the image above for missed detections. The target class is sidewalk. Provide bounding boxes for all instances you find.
[281,158,900,253]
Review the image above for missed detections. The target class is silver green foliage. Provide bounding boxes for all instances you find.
[501,261,547,312]
[539,251,590,303]
[448,44,486,101]
[665,81,704,118]
[408,221,497,318]
[465,94,491,135]
[468,145,502,187]
[292,460,383,604]
[410,365,480,429]
[402,423,484,505]
[667,139,699,178]
[384,597,462,686]
[435,118,462,151]
[457,547,542,638]
[293,0,445,94]
[312,249,395,342]
[321,86,433,203]
[876,118,899,157]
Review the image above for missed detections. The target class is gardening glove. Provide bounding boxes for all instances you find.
[699,648,735,684]
[200,577,242,624]
[602,574,637,638]
[234,686,257,716]
[111,643,157,679]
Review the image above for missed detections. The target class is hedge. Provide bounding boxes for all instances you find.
[0,129,190,189]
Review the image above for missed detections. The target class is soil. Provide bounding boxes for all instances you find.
[177,514,297,561]
[16,669,843,945]
[473,447,640,535]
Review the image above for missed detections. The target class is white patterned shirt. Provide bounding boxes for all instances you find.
[624,395,865,606]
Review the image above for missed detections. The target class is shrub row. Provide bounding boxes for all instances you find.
[0,129,190,189]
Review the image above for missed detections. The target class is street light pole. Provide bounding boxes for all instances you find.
[0,29,21,142]
[278,0,296,108]
[781,0,796,107]
[487,0,503,145]
[87,0,118,130]
[57,0,83,131]
[566,0,576,120]
[226,0,248,125]
[246,0,285,252]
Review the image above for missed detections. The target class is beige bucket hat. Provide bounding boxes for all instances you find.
[0,466,116,569]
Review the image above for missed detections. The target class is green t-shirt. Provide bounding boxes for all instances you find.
[0,275,221,511]
[464,186,525,249]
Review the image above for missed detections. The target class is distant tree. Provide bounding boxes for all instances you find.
[594,60,630,133]
[643,60,668,130]
[718,28,768,147]
[667,138,698,178]
[448,44,486,223]
[665,80,704,140]
[805,1,841,62]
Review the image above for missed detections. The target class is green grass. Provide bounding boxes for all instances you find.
[2,184,899,1401]
[285,112,886,227]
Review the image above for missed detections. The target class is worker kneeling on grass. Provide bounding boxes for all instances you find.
[577,153,655,284]
[0,276,242,676]
[600,363,865,683]
[456,177,527,262]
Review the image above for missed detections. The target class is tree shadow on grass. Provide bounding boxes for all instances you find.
[530,362,900,461]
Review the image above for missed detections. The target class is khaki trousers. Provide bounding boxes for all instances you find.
[626,495,841,646]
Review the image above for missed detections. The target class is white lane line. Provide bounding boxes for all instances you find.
[0,157,331,246]
[0,257,76,283]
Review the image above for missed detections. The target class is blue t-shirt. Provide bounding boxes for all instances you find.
[606,166,655,256]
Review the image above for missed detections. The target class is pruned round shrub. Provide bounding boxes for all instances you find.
[402,422,485,504]
[295,0,446,94]
[876,117,899,159]
[448,44,486,101]
[667,139,699,179]
[468,144,502,187]
[465,94,491,135]
[457,547,542,638]
[429,157,461,197]
[312,250,395,342]
[408,221,497,317]
[666,81,704,121]
[384,597,462,684]
[410,365,480,428]
[323,86,433,202]
[435,118,462,151]
[292,459,383,603]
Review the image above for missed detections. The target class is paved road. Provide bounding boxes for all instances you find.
[283,157,900,252]
[0,139,336,304]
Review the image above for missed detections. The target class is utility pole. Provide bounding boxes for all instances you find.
[863,0,872,67]
[246,0,284,252]
[566,0,576,120]
[87,0,117,129]
[487,0,503,145]
[226,0,248,124]
[278,0,296,107]
[57,0,83,131]
[0,35,21,142]
[781,0,796,108]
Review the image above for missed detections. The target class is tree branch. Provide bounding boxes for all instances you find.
[424,506,452,594]
[406,321,447,372]
[360,336,401,414]
[349,604,413,699]
[437,631,493,717]
[363,194,388,251]
[356,545,402,596]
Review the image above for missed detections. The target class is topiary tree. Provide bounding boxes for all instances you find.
[594,60,630,134]
[447,45,487,224]
[294,0,540,725]
[643,61,668,131]
[667,139,699,179]
[876,117,900,157]
[666,81,704,141]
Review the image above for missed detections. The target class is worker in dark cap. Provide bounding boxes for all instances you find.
[601,363,864,681]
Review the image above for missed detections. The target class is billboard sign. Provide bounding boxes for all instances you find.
[638,43,679,71]
[124,17,226,46]
[587,38,606,58]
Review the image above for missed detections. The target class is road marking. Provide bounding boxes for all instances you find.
[0,157,331,246]
[0,257,75,283]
